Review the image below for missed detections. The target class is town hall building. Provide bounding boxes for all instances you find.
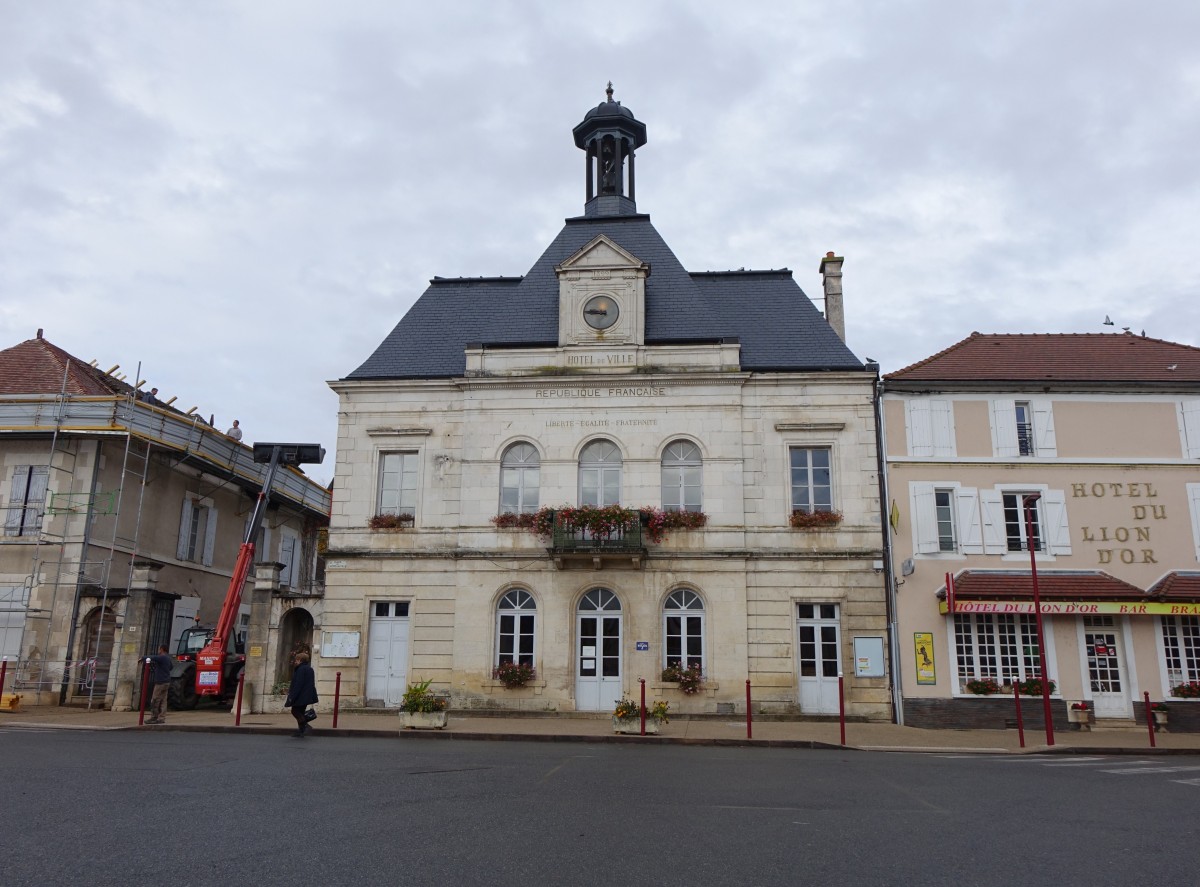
[320,88,890,719]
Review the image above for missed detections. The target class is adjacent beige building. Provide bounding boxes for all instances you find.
[883,333,1200,731]
[321,91,891,719]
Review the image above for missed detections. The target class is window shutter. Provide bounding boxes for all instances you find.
[6,467,30,534]
[1181,401,1200,459]
[25,467,49,532]
[906,401,933,457]
[956,488,983,554]
[990,401,1019,457]
[930,400,955,457]
[177,499,194,560]
[1032,400,1057,457]
[202,506,218,566]
[1187,483,1200,562]
[979,490,1006,554]
[280,532,297,586]
[911,484,938,554]
[1043,489,1071,555]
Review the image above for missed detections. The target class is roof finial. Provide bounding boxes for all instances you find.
[605,81,614,102]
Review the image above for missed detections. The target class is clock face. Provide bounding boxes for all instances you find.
[583,295,619,330]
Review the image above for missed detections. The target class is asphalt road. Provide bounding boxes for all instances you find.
[1,728,1196,887]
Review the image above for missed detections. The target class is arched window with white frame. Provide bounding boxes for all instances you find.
[661,440,702,512]
[579,439,622,506]
[499,443,540,515]
[664,588,705,671]
[496,589,536,667]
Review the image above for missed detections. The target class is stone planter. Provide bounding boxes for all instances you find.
[400,710,448,730]
[1153,710,1168,732]
[613,716,661,735]
[1067,707,1092,731]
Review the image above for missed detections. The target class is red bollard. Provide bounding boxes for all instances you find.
[1144,691,1156,748]
[746,679,752,740]
[137,660,151,726]
[838,673,846,747]
[333,671,342,729]
[234,670,245,727]
[1013,683,1026,749]
[639,678,646,736]
[0,658,8,702]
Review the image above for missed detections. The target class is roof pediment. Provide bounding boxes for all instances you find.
[554,234,649,275]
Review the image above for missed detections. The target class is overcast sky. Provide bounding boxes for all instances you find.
[4,1,1198,484]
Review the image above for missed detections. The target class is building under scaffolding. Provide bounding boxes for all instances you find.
[0,332,330,711]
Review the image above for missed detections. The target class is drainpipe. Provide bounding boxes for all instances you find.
[872,369,904,725]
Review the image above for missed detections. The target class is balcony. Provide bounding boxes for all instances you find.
[549,518,646,570]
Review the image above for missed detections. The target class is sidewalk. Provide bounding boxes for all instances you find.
[3,705,1198,754]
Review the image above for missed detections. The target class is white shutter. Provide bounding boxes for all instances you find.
[906,401,933,457]
[6,468,29,534]
[1188,484,1200,562]
[930,400,955,457]
[280,531,298,586]
[1043,489,1071,555]
[1032,399,1057,457]
[980,489,1007,554]
[177,499,194,560]
[956,488,983,554]
[202,506,218,566]
[1180,401,1200,459]
[990,400,1019,457]
[911,484,938,554]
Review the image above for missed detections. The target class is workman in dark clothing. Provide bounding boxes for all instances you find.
[145,645,173,724]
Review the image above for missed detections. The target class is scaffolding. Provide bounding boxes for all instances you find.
[0,370,331,708]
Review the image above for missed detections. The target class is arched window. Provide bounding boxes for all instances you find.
[661,440,702,512]
[496,589,536,667]
[500,443,540,515]
[664,589,705,670]
[579,440,622,507]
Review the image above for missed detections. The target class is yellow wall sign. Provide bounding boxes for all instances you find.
[914,632,936,685]
[939,600,1200,616]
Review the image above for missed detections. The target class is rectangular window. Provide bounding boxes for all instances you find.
[378,452,418,517]
[789,447,833,513]
[934,489,957,552]
[1162,616,1200,689]
[177,498,218,565]
[955,613,1042,692]
[1015,402,1035,456]
[0,586,28,660]
[5,465,49,537]
[1002,493,1043,552]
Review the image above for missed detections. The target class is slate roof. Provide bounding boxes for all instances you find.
[0,334,132,396]
[347,213,863,379]
[886,332,1200,384]
[943,570,1148,600]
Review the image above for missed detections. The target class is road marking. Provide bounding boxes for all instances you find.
[1171,778,1200,786]
[1101,766,1200,776]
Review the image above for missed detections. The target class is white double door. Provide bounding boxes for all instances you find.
[1083,616,1130,719]
[797,603,841,714]
[366,606,409,707]
[575,589,622,711]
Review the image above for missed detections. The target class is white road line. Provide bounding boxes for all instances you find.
[1101,766,1200,775]
[1170,778,1200,786]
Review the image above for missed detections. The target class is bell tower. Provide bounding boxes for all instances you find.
[572,82,648,218]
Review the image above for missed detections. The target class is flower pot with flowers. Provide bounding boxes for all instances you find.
[1170,680,1200,699]
[370,512,415,530]
[1016,677,1057,697]
[612,697,669,734]
[1151,702,1169,732]
[399,679,449,730]
[965,678,1002,696]
[493,661,535,689]
[1068,701,1092,730]
[789,509,843,530]
[661,663,704,695]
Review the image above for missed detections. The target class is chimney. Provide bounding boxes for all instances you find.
[819,252,846,342]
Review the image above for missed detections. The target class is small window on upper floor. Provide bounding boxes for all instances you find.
[499,443,540,515]
[378,452,418,518]
[661,440,701,513]
[991,399,1056,458]
[177,497,218,566]
[4,465,49,538]
[789,447,833,513]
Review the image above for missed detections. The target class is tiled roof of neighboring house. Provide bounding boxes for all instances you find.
[0,333,131,396]
[1147,571,1200,599]
[886,332,1200,383]
[346,213,863,379]
[945,570,1149,600]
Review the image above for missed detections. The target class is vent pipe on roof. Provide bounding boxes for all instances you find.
[819,252,846,343]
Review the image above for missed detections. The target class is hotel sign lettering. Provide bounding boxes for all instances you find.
[1072,481,1164,565]
[939,600,1200,616]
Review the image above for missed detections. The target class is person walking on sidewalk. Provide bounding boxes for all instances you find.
[145,645,173,724]
[284,651,318,737]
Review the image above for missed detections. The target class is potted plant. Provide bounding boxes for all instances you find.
[493,661,535,689]
[1170,680,1200,699]
[789,509,843,530]
[612,697,669,734]
[638,507,709,544]
[1016,677,1057,696]
[1067,701,1092,730]
[369,512,415,530]
[399,679,449,729]
[661,663,704,695]
[1151,702,1168,732]
[965,678,1002,696]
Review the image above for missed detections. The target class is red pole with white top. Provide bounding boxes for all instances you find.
[1022,493,1054,747]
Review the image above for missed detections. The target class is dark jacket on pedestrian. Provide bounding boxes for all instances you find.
[285,661,318,708]
[147,651,173,685]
